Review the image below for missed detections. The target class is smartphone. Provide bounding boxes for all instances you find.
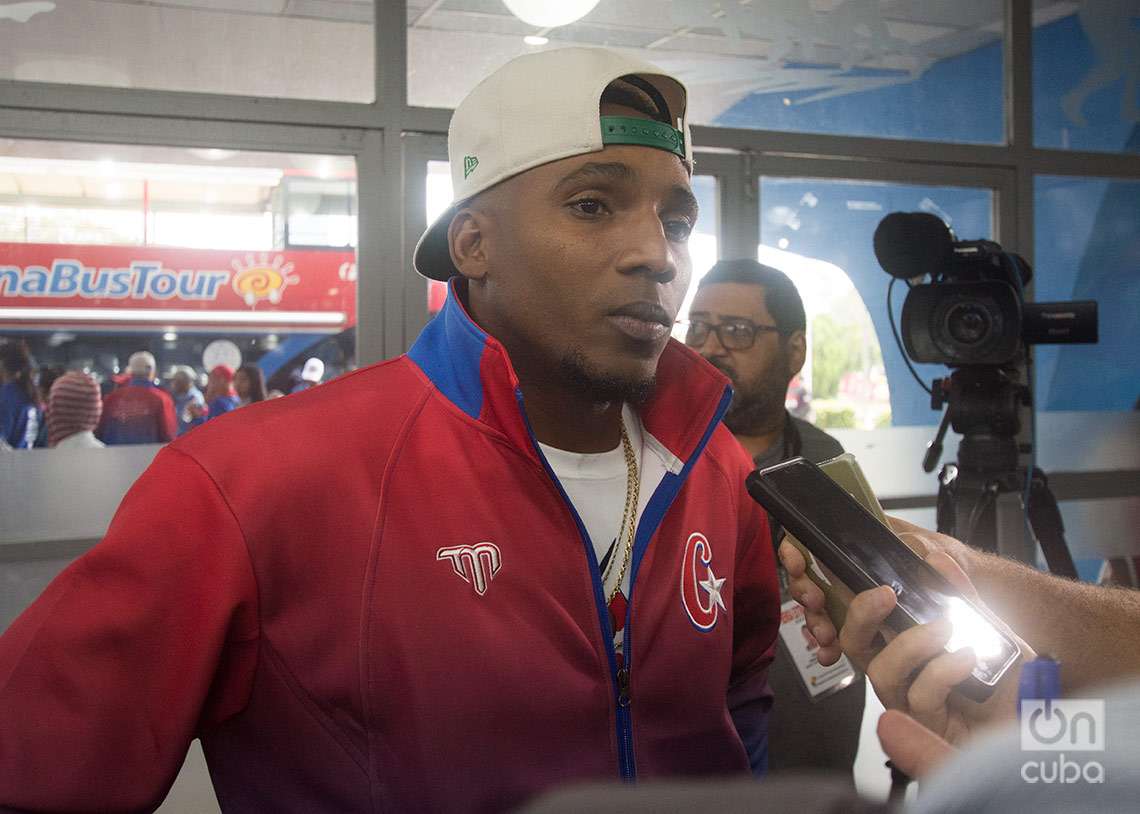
[781,453,889,631]
[746,456,1020,702]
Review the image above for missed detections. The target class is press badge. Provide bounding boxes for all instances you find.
[777,598,858,701]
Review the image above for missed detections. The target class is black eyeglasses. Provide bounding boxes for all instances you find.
[678,318,781,351]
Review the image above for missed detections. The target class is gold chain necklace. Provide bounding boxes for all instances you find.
[602,417,639,605]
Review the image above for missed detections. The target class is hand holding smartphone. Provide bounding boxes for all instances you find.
[747,457,1021,702]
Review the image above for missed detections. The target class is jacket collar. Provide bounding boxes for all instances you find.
[408,278,732,467]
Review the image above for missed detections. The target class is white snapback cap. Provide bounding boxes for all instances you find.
[413,46,692,281]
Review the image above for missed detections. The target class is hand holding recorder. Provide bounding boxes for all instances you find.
[747,457,1032,746]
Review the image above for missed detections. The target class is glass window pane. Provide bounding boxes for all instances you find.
[673,174,719,329]
[1034,5,1140,154]
[759,178,994,427]
[423,161,719,319]
[283,176,358,249]
[1034,175,1138,411]
[0,0,374,102]
[0,139,359,447]
[408,0,1003,144]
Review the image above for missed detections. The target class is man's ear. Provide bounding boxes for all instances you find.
[786,329,807,377]
[448,208,490,282]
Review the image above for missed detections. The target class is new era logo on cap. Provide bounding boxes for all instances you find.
[412,46,692,282]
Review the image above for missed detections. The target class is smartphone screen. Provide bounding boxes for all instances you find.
[752,458,1020,691]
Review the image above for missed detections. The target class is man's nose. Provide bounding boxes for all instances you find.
[618,209,678,283]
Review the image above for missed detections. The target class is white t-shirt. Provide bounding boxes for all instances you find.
[538,405,674,659]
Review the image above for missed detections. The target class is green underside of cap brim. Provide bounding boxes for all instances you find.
[600,116,686,160]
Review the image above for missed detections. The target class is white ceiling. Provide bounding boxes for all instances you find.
[0,1,1082,114]
[405,0,1076,115]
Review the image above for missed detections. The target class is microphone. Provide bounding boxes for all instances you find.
[873,212,954,281]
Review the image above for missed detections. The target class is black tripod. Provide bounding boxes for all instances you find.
[922,367,1077,579]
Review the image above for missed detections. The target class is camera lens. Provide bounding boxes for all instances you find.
[945,302,991,346]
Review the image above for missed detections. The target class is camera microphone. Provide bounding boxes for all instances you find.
[873,211,954,280]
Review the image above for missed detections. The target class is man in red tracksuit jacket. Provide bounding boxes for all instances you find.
[0,48,780,812]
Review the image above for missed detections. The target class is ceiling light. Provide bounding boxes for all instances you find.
[524,35,549,46]
[502,0,599,28]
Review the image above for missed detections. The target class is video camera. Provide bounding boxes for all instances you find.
[873,212,1097,366]
[872,212,1098,577]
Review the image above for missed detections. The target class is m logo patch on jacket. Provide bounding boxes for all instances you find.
[437,542,502,596]
[680,532,726,631]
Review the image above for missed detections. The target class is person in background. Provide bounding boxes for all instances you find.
[0,341,43,449]
[202,364,239,420]
[290,357,324,394]
[47,371,105,449]
[688,259,843,469]
[234,364,267,407]
[97,351,177,445]
[685,258,860,776]
[170,365,206,436]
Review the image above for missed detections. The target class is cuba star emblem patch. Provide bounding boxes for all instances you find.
[680,532,727,631]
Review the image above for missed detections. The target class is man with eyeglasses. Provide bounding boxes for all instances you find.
[684,259,843,471]
[684,258,864,777]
